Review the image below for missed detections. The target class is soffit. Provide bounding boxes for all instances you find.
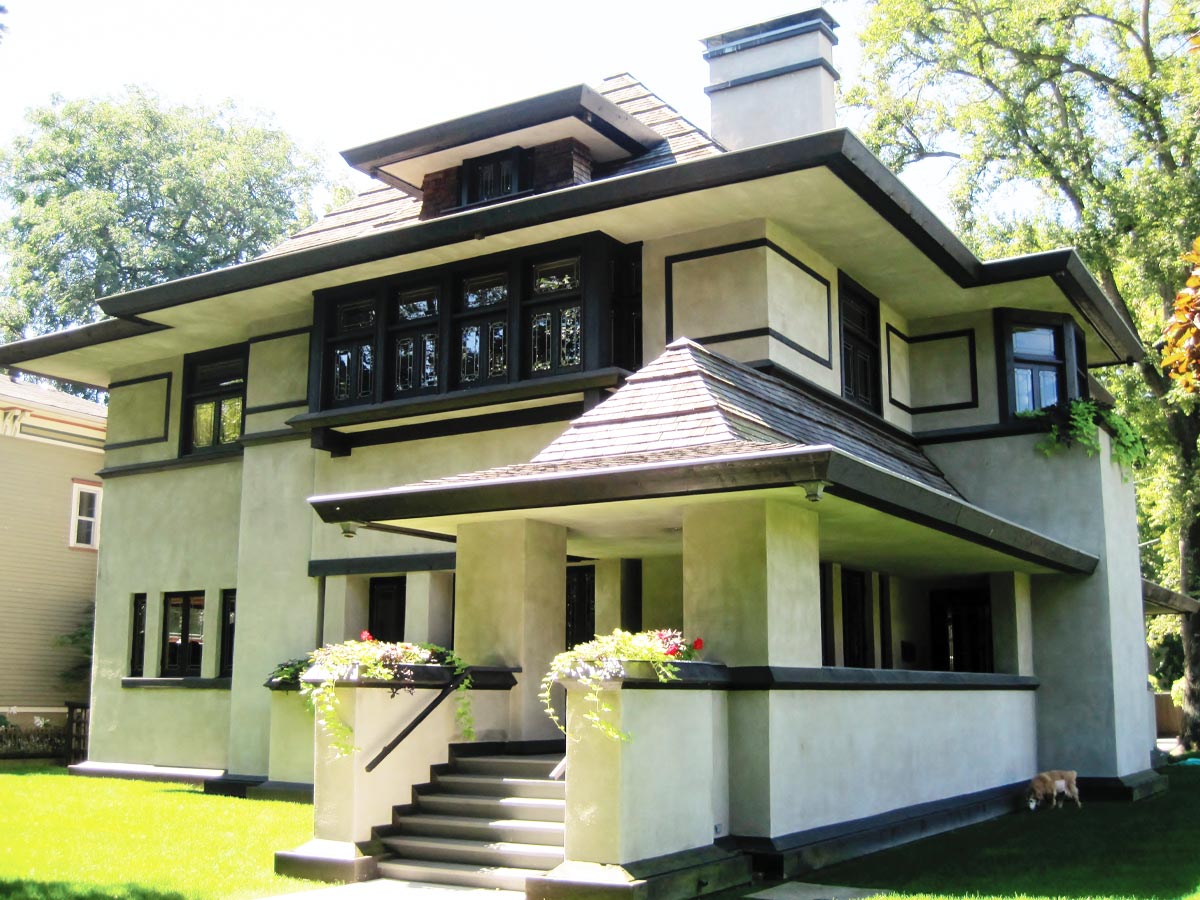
[4,166,1121,385]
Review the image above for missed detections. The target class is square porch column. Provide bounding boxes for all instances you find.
[682,497,821,838]
[455,519,566,740]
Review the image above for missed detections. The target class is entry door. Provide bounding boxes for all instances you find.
[930,589,993,673]
[565,565,596,650]
[369,576,406,643]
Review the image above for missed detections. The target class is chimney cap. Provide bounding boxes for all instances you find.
[701,8,839,58]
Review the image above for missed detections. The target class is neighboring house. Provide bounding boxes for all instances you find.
[0,9,1170,896]
[0,375,105,714]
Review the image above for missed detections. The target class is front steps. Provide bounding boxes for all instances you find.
[376,748,566,892]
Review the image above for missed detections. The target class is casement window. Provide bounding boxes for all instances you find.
[219,589,236,678]
[839,276,882,414]
[368,577,406,643]
[69,481,102,549]
[313,236,631,411]
[996,309,1087,418]
[161,591,205,677]
[460,148,531,206]
[182,345,247,452]
[129,594,147,677]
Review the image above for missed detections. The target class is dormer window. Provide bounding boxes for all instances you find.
[461,148,532,206]
[995,309,1087,419]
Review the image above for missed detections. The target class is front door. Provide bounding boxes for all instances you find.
[930,589,993,673]
[369,576,406,643]
[565,565,596,650]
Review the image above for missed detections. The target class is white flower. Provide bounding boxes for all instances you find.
[33,716,46,729]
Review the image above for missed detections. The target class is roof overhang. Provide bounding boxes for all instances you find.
[308,445,1098,576]
[1143,579,1200,615]
[340,84,667,196]
[0,130,1143,386]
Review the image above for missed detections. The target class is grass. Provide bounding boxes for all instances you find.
[0,764,319,900]
[801,766,1200,900]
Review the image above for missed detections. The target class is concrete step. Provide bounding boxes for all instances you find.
[415,790,566,822]
[394,813,565,846]
[433,772,565,799]
[453,754,563,779]
[377,858,545,892]
[383,834,565,870]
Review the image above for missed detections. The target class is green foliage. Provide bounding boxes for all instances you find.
[0,719,64,758]
[1026,398,1147,473]
[0,765,313,898]
[272,637,472,757]
[539,629,703,742]
[0,88,326,338]
[1148,614,1185,691]
[53,602,94,688]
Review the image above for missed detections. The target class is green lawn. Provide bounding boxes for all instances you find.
[804,766,1200,900]
[0,764,319,900]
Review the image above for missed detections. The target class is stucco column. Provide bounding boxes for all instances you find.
[682,498,821,666]
[405,571,454,646]
[322,576,369,646]
[990,572,1033,676]
[455,519,566,740]
[642,556,684,630]
[593,560,623,636]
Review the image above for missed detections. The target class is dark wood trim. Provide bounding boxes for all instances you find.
[724,666,1038,691]
[248,326,311,344]
[703,12,839,60]
[339,401,582,453]
[240,428,309,446]
[104,371,172,450]
[914,420,1048,445]
[98,446,243,479]
[308,553,457,578]
[245,399,308,415]
[885,324,979,415]
[665,239,833,369]
[704,57,841,95]
[120,677,231,690]
[299,665,519,691]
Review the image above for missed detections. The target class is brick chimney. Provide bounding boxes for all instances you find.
[702,8,839,151]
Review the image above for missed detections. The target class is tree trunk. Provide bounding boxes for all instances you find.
[1178,507,1200,748]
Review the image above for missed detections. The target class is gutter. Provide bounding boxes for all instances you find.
[307,444,1098,575]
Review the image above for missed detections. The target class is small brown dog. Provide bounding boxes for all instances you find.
[1026,770,1081,810]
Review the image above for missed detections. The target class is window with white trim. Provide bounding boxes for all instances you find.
[69,482,102,549]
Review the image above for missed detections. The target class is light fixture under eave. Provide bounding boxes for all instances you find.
[340,522,359,539]
[800,481,828,503]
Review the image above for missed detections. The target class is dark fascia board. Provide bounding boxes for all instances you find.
[308,444,1097,575]
[1143,578,1200,615]
[339,84,666,176]
[0,317,167,369]
[701,8,840,51]
[52,130,1133,365]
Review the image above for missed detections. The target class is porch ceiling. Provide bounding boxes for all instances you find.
[311,446,1098,577]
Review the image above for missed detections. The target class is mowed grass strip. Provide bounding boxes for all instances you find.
[807,766,1200,900]
[0,764,319,900]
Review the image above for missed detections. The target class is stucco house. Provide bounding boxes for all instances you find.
[0,375,105,718]
[0,9,1166,897]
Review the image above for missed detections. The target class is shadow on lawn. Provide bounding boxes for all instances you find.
[808,768,1200,900]
[0,881,191,900]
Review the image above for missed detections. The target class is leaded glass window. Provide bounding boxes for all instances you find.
[463,273,508,309]
[183,346,246,453]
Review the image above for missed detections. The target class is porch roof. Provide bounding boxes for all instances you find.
[309,341,1097,576]
[1143,579,1200,615]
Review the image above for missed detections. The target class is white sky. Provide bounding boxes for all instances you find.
[0,0,957,221]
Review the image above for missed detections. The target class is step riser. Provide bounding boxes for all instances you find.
[395,819,564,846]
[454,757,562,779]
[378,861,532,892]
[384,839,563,870]
[416,794,566,822]
[434,774,565,799]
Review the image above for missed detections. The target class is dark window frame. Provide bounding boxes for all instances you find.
[219,589,236,678]
[838,274,883,414]
[161,590,205,678]
[995,308,1087,421]
[130,594,147,677]
[181,343,248,455]
[368,577,407,643]
[310,233,634,412]
[460,147,533,207]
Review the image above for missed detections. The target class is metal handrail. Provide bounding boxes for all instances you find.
[364,670,469,773]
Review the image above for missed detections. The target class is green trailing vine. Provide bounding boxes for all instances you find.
[1022,399,1147,475]
[539,629,703,742]
[268,633,472,757]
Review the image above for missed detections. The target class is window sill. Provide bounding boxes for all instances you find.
[289,367,628,432]
[121,677,232,690]
[441,190,536,216]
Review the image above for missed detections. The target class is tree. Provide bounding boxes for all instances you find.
[849,0,1200,743]
[1162,237,1200,388]
[0,88,326,338]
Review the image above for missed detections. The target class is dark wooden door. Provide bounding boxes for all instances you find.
[930,589,993,673]
[565,565,596,650]
[841,569,873,668]
[369,576,406,643]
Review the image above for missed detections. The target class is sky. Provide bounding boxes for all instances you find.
[0,0,956,221]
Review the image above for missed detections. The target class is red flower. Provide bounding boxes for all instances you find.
[692,638,704,651]
[665,646,679,656]
[359,630,374,642]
